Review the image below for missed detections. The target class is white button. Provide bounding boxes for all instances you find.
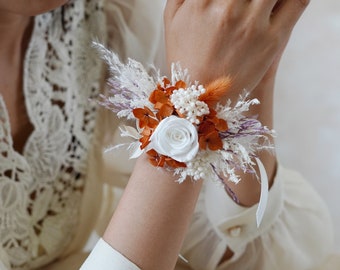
[227,225,242,237]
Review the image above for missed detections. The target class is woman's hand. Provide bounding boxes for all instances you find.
[165,0,310,209]
[164,0,309,91]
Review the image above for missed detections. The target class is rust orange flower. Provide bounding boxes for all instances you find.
[156,104,174,120]
[147,149,165,167]
[198,121,216,135]
[175,80,186,89]
[147,150,187,168]
[139,127,152,149]
[199,130,223,151]
[133,106,158,129]
[149,89,170,110]
[165,157,186,168]
[201,109,228,132]
[215,118,228,131]
[198,120,224,151]
[162,77,171,86]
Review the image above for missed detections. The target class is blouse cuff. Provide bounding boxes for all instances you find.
[80,238,140,270]
[205,165,284,253]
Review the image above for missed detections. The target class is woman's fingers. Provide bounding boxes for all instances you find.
[164,0,309,91]
[164,0,185,20]
[271,0,310,30]
[251,0,282,19]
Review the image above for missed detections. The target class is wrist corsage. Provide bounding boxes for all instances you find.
[94,42,274,226]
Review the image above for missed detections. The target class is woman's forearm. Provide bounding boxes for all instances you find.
[103,154,202,270]
[226,72,277,207]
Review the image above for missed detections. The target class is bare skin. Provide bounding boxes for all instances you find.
[0,0,68,152]
[0,0,68,15]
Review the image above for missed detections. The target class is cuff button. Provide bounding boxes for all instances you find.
[227,225,242,237]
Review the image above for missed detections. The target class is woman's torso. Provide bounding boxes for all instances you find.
[0,1,107,268]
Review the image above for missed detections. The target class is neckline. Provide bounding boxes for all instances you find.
[0,17,37,155]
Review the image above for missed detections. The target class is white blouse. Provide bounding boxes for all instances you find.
[0,0,336,269]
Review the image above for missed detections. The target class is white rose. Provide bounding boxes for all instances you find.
[148,116,199,162]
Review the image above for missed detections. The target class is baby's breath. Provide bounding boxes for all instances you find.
[170,85,209,124]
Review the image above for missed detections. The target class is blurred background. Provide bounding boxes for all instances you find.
[275,0,340,250]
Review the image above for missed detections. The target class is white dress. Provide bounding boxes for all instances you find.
[0,0,335,270]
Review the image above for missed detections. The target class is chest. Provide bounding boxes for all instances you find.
[0,31,102,270]
[0,2,108,268]
[0,65,33,153]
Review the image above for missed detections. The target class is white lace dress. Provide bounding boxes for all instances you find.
[0,0,335,270]
[0,1,108,268]
[0,0,163,269]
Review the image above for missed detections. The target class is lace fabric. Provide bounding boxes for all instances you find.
[0,1,106,269]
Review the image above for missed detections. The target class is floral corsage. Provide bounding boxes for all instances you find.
[94,42,274,226]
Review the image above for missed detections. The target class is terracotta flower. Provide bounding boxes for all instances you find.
[147,149,186,168]
[133,106,158,129]
[198,121,223,150]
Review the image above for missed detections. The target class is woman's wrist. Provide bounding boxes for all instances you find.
[103,153,202,270]
[226,65,278,207]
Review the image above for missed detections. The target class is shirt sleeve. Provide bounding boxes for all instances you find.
[180,164,334,270]
[105,0,165,65]
[80,238,140,270]
[101,0,166,189]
